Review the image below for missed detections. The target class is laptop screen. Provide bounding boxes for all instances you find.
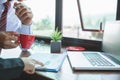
[102,21,120,60]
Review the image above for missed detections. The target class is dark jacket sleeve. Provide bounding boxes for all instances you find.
[0,58,24,80]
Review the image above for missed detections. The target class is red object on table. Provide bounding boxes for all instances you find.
[66,46,85,51]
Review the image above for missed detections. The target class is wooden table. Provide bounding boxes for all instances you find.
[1,46,120,80]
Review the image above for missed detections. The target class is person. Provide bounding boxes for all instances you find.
[0,31,44,79]
[0,0,44,80]
[0,32,44,80]
[0,0,33,51]
[0,0,33,34]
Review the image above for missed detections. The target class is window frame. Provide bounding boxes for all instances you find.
[77,0,103,32]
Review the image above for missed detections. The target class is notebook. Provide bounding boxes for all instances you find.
[67,21,120,71]
[29,53,67,72]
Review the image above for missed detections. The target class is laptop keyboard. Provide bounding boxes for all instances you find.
[83,52,114,66]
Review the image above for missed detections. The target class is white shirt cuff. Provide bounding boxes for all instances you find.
[20,24,32,34]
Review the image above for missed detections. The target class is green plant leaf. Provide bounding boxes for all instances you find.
[50,28,62,41]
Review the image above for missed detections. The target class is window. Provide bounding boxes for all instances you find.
[23,0,55,37]
[22,0,119,51]
[63,0,117,40]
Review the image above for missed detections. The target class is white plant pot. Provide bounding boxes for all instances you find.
[50,40,61,53]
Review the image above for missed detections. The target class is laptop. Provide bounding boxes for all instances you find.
[30,53,67,72]
[67,21,120,71]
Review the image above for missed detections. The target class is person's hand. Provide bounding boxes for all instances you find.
[21,58,44,74]
[14,2,33,25]
[0,31,20,49]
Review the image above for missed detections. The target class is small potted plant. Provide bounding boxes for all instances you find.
[50,28,62,53]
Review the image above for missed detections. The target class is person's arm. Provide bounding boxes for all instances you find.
[0,58,24,80]
[0,57,44,80]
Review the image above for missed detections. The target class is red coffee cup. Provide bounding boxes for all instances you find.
[20,34,35,50]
